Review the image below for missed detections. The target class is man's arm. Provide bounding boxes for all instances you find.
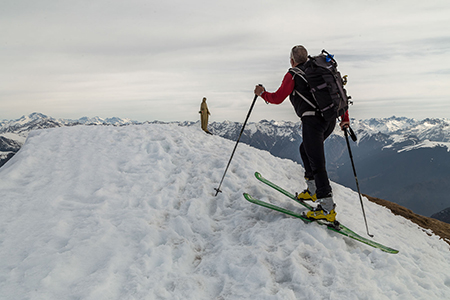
[254,72,295,104]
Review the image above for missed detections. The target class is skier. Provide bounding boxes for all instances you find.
[199,97,212,134]
[254,45,350,222]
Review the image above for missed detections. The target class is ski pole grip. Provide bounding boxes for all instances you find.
[258,84,268,104]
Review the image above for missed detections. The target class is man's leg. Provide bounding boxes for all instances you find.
[298,142,317,201]
[301,117,334,199]
[302,117,337,221]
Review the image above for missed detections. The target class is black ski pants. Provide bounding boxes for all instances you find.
[299,116,336,199]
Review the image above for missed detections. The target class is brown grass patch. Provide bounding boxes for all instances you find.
[364,194,450,247]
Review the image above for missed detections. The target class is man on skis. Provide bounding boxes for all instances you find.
[254,45,350,222]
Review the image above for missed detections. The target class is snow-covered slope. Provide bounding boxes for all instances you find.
[0,113,139,167]
[0,124,449,299]
[2,114,450,217]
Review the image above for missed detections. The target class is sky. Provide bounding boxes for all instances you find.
[1,0,449,123]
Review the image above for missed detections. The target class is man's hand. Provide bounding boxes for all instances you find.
[340,121,350,130]
[254,85,265,96]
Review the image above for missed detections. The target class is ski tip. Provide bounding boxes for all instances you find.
[243,193,254,201]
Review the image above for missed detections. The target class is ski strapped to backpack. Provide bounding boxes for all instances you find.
[290,49,350,121]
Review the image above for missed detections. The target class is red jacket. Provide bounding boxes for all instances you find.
[260,72,350,122]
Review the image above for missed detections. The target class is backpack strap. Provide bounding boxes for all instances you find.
[289,67,320,115]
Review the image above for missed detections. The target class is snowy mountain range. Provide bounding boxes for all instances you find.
[1,123,450,299]
[1,113,450,219]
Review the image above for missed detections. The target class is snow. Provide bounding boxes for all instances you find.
[1,132,27,144]
[398,140,450,153]
[352,117,419,135]
[1,124,450,299]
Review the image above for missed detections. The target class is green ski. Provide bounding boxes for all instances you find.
[255,172,314,210]
[244,172,399,254]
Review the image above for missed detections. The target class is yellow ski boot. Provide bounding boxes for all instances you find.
[296,189,317,202]
[306,205,337,223]
[297,178,317,202]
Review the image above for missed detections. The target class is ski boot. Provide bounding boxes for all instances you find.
[306,205,337,223]
[296,189,317,202]
[296,178,317,202]
[305,195,340,229]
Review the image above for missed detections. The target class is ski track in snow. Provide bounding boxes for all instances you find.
[0,124,450,299]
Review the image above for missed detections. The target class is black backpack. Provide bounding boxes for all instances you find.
[290,49,350,121]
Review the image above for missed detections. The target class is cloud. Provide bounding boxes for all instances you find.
[1,0,449,122]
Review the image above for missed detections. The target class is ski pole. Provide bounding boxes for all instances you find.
[344,126,374,238]
[214,91,260,196]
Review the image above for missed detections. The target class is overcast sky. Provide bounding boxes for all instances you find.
[1,0,449,123]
